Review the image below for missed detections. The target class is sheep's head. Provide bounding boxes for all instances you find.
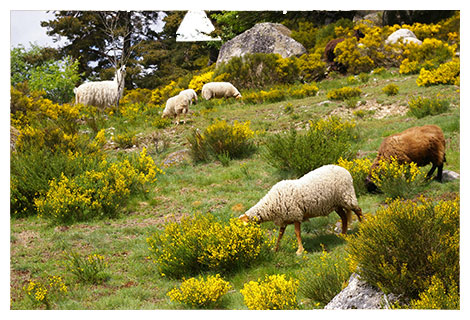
[235,93,242,100]
[239,213,250,225]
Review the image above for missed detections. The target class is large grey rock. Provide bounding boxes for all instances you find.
[385,28,422,45]
[442,170,460,182]
[216,22,307,65]
[325,273,398,309]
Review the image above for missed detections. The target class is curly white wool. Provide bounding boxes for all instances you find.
[162,94,190,123]
[201,82,242,100]
[74,65,126,109]
[178,89,198,105]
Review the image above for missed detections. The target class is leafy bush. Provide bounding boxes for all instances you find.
[23,276,68,309]
[346,196,459,300]
[242,82,318,104]
[240,274,299,310]
[336,157,373,196]
[150,80,182,105]
[112,131,136,149]
[416,58,460,87]
[370,156,428,199]
[63,251,110,284]
[188,120,256,162]
[146,213,273,278]
[120,88,153,105]
[298,247,350,306]
[407,95,450,118]
[382,83,399,96]
[188,71,214,93]
[167,274,232,309]
[327,86,362,100]
[264,116,356,177]
[405,276,459,309]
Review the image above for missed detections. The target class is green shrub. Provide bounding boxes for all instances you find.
[382,83,399,96]
[146,213,273,278]
[188,120,256,162]
[240,274,299,310]
[404,276,460,309]
[112,131,136,149]
[23,275,68,309]
[63,250,110,284]
[407,95,450,118]
[167,274,232,309]
[347,196,459,300]
[298,247,351,306]
[416,58,460,87]
[263,116,356,177]
[327,87,362,100]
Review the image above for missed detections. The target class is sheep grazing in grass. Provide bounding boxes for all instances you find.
[239,165,363,255]
[179,89,198,105]
[201,82,242,100]
[324,29,365,73]
[162,94,191,124]
[74,65,126,109]
[366,124,446,192]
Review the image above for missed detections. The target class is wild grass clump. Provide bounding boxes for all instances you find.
[62,250,110,284]
[370,156,428,199]
[407,95,450,118]
[298,247,350,306]
[240,274,299,310]
[146,213,273,278]
[346,196,459,301]
[23,276,68,309]
[167,274,232,309]
[188,120,256,163]
[264,116,356,177]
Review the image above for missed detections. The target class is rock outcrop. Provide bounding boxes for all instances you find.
[216,22,307,65]
[385,28,422,45]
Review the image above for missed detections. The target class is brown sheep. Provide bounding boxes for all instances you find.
[366,125,446,192]
[324,29,365,73]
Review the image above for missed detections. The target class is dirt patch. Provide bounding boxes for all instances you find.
[328,100,409,119]
[14,230,41,248]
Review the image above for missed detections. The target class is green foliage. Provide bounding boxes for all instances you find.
[23,276,68,309]
[405,276,459,309]
[263,116,356,177]
[63,250,110,284]
[167,274,232,309]
[327,86,362,100]
[188,120,256,162]
[382,83,399,96]
[346,196,459,300]
[240,274,299,310]
[407,95,450,118]
[146,213,273,278]
[298,247,350,306]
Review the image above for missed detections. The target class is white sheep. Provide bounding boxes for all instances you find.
[74,65,126,109]
[178,89,198,105]
[162,94,191,124]
[201,82,242,100]
[239,165,363,255]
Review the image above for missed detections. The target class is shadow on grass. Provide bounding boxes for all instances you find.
[302,233,347,253]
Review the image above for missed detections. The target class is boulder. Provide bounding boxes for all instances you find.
[216,22,307,65]
[442,170,460,182]
[324,273,399,309]
[385,28,422,45]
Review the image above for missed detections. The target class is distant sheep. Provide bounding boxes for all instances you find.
[201,82,242,100]
[179,89,198,105]
[324,29,365,72]
[239,165,363,255]
[74,65,126,109]
[162,94,190,124]
[366,124,446,192]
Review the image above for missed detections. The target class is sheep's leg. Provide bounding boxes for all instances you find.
[436,163,444,182]
[274,226,286,252]
[294,222,304,255]
[426,164,437,180]
[336,207,349,234]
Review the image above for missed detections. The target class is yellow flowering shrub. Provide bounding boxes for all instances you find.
[146,213,273,278]
[150,80,183,105]
[298,247,350,306]
[167,274,231,309]
[407,95,450,118]
[370,156,427,199]
[382,83,399,96]
[327,86,362,100]
[242,82,318,104]
[63,250,110,284]
[336,157,373,195]
[188,120,256,162]
[240,274,299,310]
[119,88,153,105]
[416,58,460,87]
[346,196,459,300]
[23,275,68,309]
[189,71,214,93]
[405,276,459,309]
[296,52,327,82]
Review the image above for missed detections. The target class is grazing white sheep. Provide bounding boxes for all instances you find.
[201,82,242,100]
[179,89,198,105]
[162,94,190,124]
[239,165,363,255]
[74,65,126,109]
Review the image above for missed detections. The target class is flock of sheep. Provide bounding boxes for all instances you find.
[73,66,447,255]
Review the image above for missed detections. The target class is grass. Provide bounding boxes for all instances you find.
[10,70,460,310]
